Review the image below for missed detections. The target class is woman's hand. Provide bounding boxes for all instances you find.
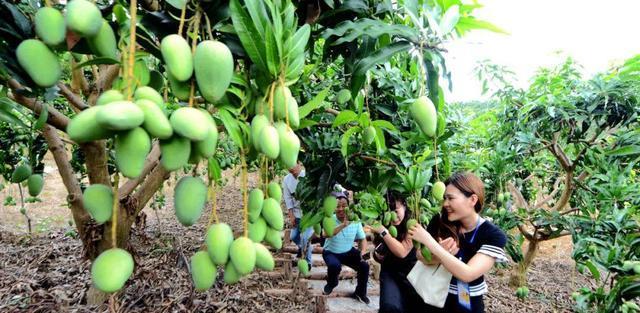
[408,223,434,245]
[439,237,459,255]
[365,223,385,234]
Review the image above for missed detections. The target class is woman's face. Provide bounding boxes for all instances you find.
[443,184,477,222]
[392,200,406,226]
[335,198,348,220]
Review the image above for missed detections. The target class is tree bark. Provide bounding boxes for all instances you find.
[509,237,539,287]
[8,79,70,131]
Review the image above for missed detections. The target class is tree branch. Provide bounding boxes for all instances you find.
[547,133,572,170]
[58,83,89,111]
[517,224,534,241]
[81,141,111,185]
[507,181,529,210]
[132,163,170,213]
[552,170,574,212]
[8,79,69,131]
[325,108,339,116]
[533,176,563,209]
[88,65,121,106]
[118,142,161,199]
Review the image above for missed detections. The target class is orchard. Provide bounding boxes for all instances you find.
[0,0,638,312]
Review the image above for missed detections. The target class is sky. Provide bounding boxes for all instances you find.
[443,0,640,102]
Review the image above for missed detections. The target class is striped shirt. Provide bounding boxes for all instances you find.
[323,216,365,254]
[428,218,508,297]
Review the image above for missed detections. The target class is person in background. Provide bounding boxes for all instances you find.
[409,172,508,313]
[322,191,370,304]
[282,162,313,270]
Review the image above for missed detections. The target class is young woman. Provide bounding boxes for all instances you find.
[409,172,508,313]
[369,192,460,313]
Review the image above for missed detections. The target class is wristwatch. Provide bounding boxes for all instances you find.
[380,229,388,237]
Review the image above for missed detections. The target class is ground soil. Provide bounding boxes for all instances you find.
[0,153,593,312]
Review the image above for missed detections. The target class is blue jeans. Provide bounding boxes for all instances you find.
[322,247,370,297]
[291,218,313,266]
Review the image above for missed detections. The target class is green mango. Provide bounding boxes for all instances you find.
[206,223,234,265]
[11,164,32,183]
[160,136,191,171]
[383,212,391,226]
[223,262,240,284]
[323,216,336,237]
[230,237,256,275]
[83,184,113,224]
[420,198,432,208]
[254,243,275,271]
[134,60,150,86]
[276,123,300,169]
[363,126,376,145]
[248,188,264,223]
[67,106,114,143]
[134,86,164,108]
[65,0,102,37]
[250,115,269,152]
[160,34,193,81]
[389,225,397,238]
[259,125,280,159]
[169,107,210,141]
[323,196,337,217]
[35,7,65,46]
[91,248,134,293]
[27,174,44,197]
[194,116,218,158]
[390,212,398,223]
[273,85,290,120]
[286,94,299,128]
[135,99,172,139]
[264,227,282,249]
[115,127,150,178]
[313,223,322,236]
[298,259,310,276]
[421,245,432,262]
[267,182,282,202]
[87,20,117,59]
[336,89,351,104]
[410,96,437,137]
[261,198,284,231]
[194,40,234,103]
[248,217,268,242]
[167,72,191,101]
[16,39,60,87]
[96,101,145,131]
[96,90,124,106]
[174,176,207,226]
[190,251,216,291]
[406,219,418,230]
[432,181,446,201]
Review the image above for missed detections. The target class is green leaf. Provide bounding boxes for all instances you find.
[74,57,120,69]
[286,24,310,60]
[300,211,324,231]
[230,0,268,72]
[374,126,386,156]
[33,103,48,130]
[371,120,397,132]
[351,41,412,97]
[584,259,600,281]
[322,19,419,44]
[439,5,460,35]
[207,157,222,183]
[244,0,269,39]
[0,98,26,127]
[607,145,640,157]
[456,17,508,35]
[264,26,279,77]
[332,110,358,127]
[299,88,329,119]
[341,126,361,157]
[298,119,318,129]
[218,108,245,148]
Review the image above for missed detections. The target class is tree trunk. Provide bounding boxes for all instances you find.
[509,237,540,287]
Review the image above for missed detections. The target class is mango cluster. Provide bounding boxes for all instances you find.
[247,183,284,249]
[17,0,118,88]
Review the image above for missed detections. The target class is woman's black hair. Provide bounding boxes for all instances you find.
[385,191,410,241]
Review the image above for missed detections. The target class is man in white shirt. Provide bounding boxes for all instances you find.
[282,162,313,269]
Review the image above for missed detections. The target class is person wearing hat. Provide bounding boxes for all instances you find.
[322,191,370,304]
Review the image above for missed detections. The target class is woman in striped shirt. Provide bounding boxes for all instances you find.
[409,172,508,313]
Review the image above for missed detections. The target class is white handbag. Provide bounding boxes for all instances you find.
[407,261,453,308]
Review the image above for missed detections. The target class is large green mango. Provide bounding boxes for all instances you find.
[363,126,376,145]
[16,39,60,87]
[230,237,256,276]
[174,176,207,226]
[250,115,269,152]
[27,174,44,197]
[96,90,124,106]
[167,72,191,101]
[323,196,337,217]
[261,198,284,231]
[96,101,144,131]
[276,123,300,169]
[91,248,134,293]
[248,188,264,223]
[273,85,291,120]
[169,107,209,141]
[298,259,310,276]
[190,251,216,291]
[11,164,32,183]
[206,223,234,265]
[160,34,193,81]
[336,89,351,104]
[67,107,113,142]
[259,125,280,159]
[194,115,219,158]
[66,0,102,37]
[35,7,65,46]
[160,136,191,171]
[134,86,163,107]
[432,181,446,201]
[194,40,234,103]
[254,243,275,271]
[410,96,437,138]
[323,216,336,237]
[267,182,282,202]
[248,217,267,242]
[264,227,282,249]
[82,184,113,224]
[286,94,300,128]
[135,99,172,139]
[223,262,240,284]
[115,127,151,178]
[87,20,117,59]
